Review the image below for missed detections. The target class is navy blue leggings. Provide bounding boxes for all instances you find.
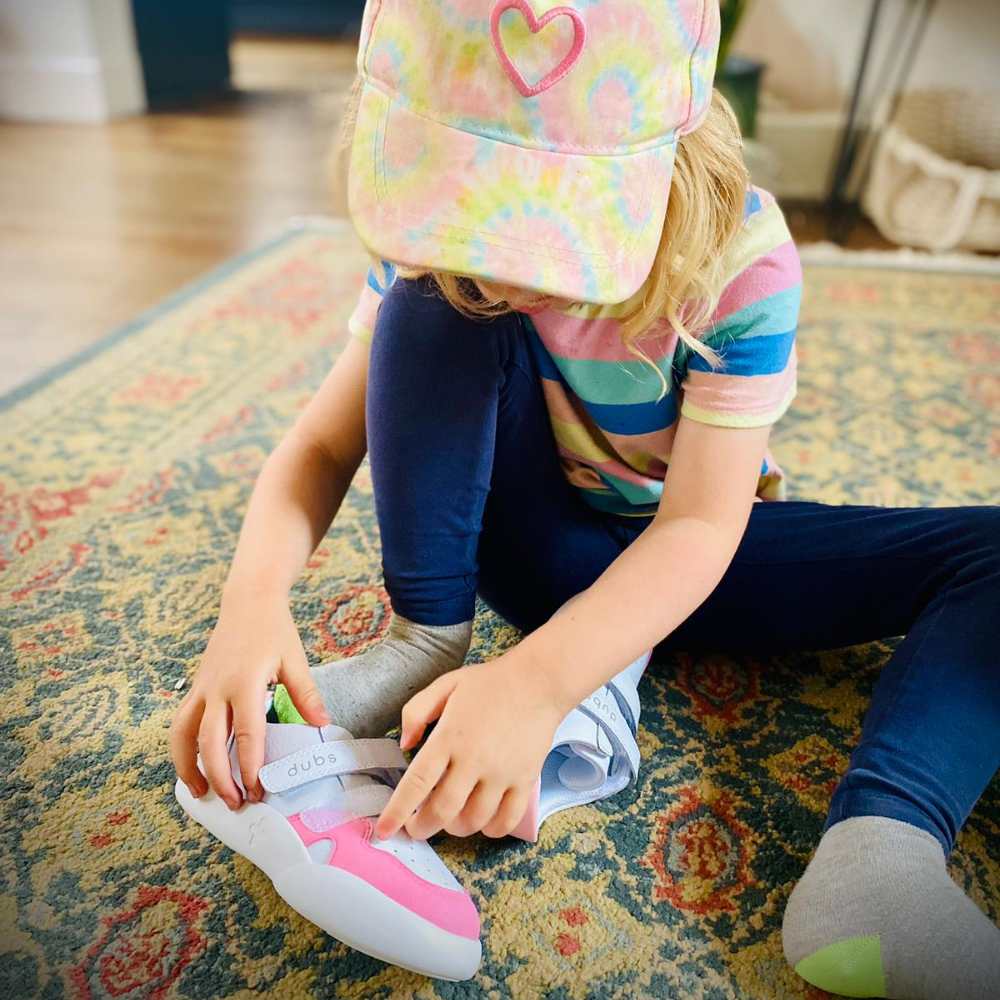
[365,278,1000,854]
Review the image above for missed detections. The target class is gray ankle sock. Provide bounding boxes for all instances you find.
[782,816,1000,999]
[309,615,472,738]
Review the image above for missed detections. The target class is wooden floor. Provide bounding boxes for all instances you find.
[0,37,892,397]
[0,38,355,396]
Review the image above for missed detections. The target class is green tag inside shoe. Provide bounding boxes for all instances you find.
[272,684,308,725]
[795,935,886,998]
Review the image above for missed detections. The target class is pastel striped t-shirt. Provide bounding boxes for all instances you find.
[348,187,802,516]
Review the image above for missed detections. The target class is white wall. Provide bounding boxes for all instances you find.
[734,0,1000,199]
[738,0,1000,110]
[0,0,145,122]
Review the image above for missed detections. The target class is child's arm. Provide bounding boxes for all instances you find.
[171,338,370,809]
[376,415,772,840]
[224,338,370,601]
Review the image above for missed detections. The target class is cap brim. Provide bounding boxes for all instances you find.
[348,82,675,305]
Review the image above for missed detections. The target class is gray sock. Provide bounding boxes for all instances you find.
[309,615,472,738]
[782,816,1000,999]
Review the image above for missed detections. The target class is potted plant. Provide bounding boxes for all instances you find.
[715,0,763,139]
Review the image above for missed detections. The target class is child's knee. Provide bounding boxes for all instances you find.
[373,276,517,364]
[972,507,1000,570]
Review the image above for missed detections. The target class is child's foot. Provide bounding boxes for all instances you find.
[310,615,472,737]
[782,816,1000,999]
[174,690,481,981]
[511,652,649,842]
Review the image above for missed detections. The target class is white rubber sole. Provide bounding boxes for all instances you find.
[175,780,482,981]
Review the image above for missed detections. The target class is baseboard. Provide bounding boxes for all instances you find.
[800,241,1000,275]
[0,53,143,122]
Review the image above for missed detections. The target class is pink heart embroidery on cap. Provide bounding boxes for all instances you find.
[490,1,586,98]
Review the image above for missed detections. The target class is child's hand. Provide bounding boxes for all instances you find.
[374,657,564,840]
[169,590,329,810]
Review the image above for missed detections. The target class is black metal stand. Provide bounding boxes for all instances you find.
[826,0,937,244]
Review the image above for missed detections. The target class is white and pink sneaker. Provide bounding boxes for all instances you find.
[174,694,482,981]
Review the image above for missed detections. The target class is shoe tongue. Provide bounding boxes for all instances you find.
[319,723,354,742]
[262,721,351,758]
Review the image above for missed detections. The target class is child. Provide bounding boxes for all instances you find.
[172,1,1000,995]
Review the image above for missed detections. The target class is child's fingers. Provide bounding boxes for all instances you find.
[232,694,267,802]
[278,648,331,727]
[199,703,243,810]
[374,744,450,840]
[403,762,477,841]
[169,695,208,798]
[446,780,504,838]
[400,672,460,749]
[481,785,532,839]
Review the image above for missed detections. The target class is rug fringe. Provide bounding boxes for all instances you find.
[799,241,1000,275]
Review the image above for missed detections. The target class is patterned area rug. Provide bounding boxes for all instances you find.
[2,222,998,1000]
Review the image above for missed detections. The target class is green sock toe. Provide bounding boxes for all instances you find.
[795,936,887,998]
[272,684,308,725]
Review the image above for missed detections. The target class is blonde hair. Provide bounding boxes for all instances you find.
[336,82,749,382]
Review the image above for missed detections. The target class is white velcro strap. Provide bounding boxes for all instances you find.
[301,785,394,823]
[259,738,408,794]
[577,687,641,782]
[337,784,394,819]
[606,673,642,732]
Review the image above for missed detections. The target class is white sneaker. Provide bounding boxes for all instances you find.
[511,652,649,841]
[174,694,482,981]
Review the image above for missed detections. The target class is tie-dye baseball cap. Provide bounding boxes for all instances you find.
[348,1,720,304]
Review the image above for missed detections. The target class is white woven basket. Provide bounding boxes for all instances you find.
[863,90,1000,252]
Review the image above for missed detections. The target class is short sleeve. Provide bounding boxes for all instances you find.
[680,196,802,429]
[348,261,397,345]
